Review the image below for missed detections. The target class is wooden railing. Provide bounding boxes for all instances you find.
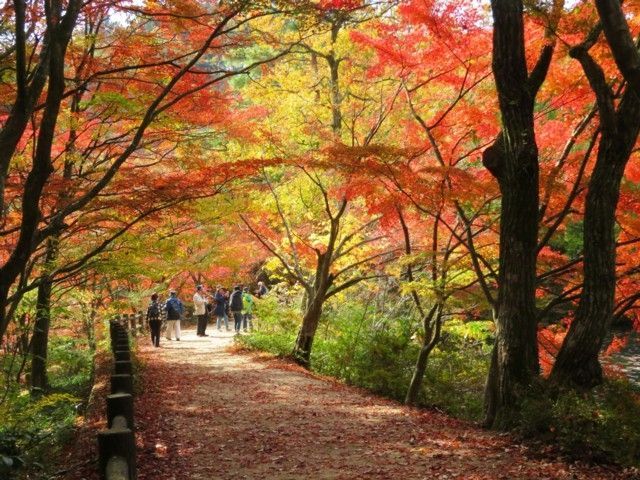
[97,320,136,480]
[112,313,145,336]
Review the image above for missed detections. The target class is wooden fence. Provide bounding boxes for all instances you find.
[97,319,137,479]
[115,313,145,336]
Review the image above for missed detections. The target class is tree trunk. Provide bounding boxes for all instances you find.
[0,0,81,343]
[0,0,52,213]
[292,294,325,368]
[551,90,640,387]
[405,305,442,406]
[30,237,57,394]
[483,0,545,428]
[328,55,342,137]
[328,19,342,137]
[484,164,540,426]
[30,276,52,395]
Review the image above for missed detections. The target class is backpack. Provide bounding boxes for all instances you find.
[166,299,180,319]
[230,290,243,311]
[147,302,160,320]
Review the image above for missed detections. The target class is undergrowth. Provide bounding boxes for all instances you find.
[239,295,491,420]
[0,335,95,479]
[516,379,640,466]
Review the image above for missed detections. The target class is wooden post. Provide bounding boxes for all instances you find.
[106,392,134,431]
[114,361,132,375]
[98,427,136,480]
[110,374,133,395]
[114,350,131,362]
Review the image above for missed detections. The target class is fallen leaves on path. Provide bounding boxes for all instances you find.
[132,329,635,480]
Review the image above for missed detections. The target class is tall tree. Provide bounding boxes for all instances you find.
[551,20,640,387]
[482,0,559,427]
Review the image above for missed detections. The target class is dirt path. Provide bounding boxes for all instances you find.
[134,328,629,480]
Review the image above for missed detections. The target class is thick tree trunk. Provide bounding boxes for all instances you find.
[483,0,546,428]
[550,151,623,387]
[483,163,540,426]
[551,91,640,387]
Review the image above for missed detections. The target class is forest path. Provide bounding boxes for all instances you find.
[134,327,622,480]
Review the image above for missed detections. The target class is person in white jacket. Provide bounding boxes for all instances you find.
[193,285,209,337]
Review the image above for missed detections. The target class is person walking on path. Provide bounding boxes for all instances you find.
[229,285,244,333]
[214,286,229,331]
[146,293,162,347]
[193,284,209,337]
[165,290,183,341]
[242,287,255,332]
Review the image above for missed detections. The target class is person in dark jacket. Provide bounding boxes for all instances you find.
[229,285,244,333]
[256,281,268,298]
[146,293,162,347]
[214,286,229,331]
[164,290,183,341]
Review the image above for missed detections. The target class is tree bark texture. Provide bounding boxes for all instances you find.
[552,86,640,387]
[293,297,325,368]
[405,305,442,406]
[483,0,543,428]
[30,275,52,394]
[30,235,60,394]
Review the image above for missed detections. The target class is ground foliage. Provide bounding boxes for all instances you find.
[62,328,636,479]
[0,335,93,479]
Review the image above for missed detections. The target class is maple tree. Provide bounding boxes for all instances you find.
[0,0,298,346]
[240,163,393,366]
[3,1,640,474]
[550,0,640,388]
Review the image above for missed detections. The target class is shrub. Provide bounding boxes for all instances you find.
[47,336,93,393]
[313,309,417,402]
[0,334,94,478]
[517,380,640,466]
[0,393,79,478]
[239,298,491,420]
[240,294,300,357]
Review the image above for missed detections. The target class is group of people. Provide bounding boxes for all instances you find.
[145,281,268,347]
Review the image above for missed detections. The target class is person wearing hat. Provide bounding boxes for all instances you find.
[164,290,183,341]
[193,284,209,337]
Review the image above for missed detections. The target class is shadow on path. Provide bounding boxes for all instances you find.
[135,328,629,480]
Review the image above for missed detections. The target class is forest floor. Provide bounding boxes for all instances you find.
[62,327,636,480]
